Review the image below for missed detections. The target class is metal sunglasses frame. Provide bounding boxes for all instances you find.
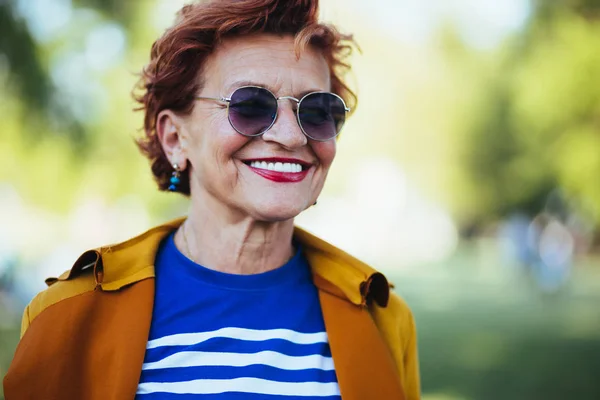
[195,85,351,141]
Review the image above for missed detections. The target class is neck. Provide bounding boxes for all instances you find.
[175,194,296,275]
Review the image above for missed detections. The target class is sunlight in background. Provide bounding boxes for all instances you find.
[327,0,530,49]
[85,23,126,71]
[296,157,458,269]
[16,0,72,43]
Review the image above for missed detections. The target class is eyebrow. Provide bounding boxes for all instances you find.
[223,80,327,98]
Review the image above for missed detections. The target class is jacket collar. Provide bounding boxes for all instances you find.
[49,218,390,308]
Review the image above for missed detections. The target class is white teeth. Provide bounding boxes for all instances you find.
[248,161,304,172]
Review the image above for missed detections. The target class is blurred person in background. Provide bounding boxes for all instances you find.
[3,1,419,399]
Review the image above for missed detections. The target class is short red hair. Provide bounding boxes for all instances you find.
[134,0,357,195]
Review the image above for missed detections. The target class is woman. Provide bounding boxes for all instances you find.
[4,1,419,399]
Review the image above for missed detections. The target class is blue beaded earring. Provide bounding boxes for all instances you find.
[168,164,181,192]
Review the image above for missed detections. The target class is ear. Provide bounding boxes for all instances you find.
[156,109,188,170]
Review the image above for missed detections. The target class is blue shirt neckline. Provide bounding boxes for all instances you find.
[162,232,311,291]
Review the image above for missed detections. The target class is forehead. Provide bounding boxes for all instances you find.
[202,34,331,95]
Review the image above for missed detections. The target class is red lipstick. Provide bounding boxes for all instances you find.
[243,157,311,183]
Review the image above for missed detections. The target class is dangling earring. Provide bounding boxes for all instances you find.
[168,164,181,192]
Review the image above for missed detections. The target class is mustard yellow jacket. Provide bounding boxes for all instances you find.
[3,218,420,400]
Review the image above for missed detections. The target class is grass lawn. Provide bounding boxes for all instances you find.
[389,244,600,400]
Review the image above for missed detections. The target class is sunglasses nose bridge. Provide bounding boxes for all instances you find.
[275,96,300,114]
[271,95,300,124]
[276,95,300,104]
[261,95,307,147]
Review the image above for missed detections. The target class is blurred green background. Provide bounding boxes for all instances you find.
[1,0,599,399]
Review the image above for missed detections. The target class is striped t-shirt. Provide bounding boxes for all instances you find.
[136,232,340,399]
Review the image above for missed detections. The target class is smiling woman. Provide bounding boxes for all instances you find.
[156,35,339,223]
[3,1,420,400]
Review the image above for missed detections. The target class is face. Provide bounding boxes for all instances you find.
[164,34,337,222]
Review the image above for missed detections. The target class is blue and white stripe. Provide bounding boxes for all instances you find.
[137,328,340,398]
[146,327,329,349]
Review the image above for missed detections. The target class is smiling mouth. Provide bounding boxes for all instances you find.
[242,157,311,171]
[242,158,311,182]
[244,160,305,173]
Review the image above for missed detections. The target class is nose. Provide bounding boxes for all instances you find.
[261,101,307,149]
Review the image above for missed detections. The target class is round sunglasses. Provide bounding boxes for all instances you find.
[196,86,350,141]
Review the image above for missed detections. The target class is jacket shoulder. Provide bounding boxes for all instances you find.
[22,219,184,335]
[387,290,413,318]
[296,227,393,307]
[23,267,97,336]
[374,289,415,330]
[380,289,420,399]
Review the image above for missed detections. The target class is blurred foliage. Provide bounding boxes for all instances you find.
[453,3,600,230]
[0,2,51,118]
[535,0,600,20]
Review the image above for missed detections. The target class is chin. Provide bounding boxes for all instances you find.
[251,202,308,222]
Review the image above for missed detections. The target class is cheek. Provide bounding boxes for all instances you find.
[215,132,251,163]
[189,112,249,163]
[313,140,337,169]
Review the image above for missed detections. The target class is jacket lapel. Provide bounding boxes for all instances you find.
[3,278,155,400]
[315,275,405,400]
[91,279,155,399]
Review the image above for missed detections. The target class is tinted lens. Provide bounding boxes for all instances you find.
[228,87,277,136]
[298,93,346,140]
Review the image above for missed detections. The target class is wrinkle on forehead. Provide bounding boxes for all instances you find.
[201,34,331,98]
